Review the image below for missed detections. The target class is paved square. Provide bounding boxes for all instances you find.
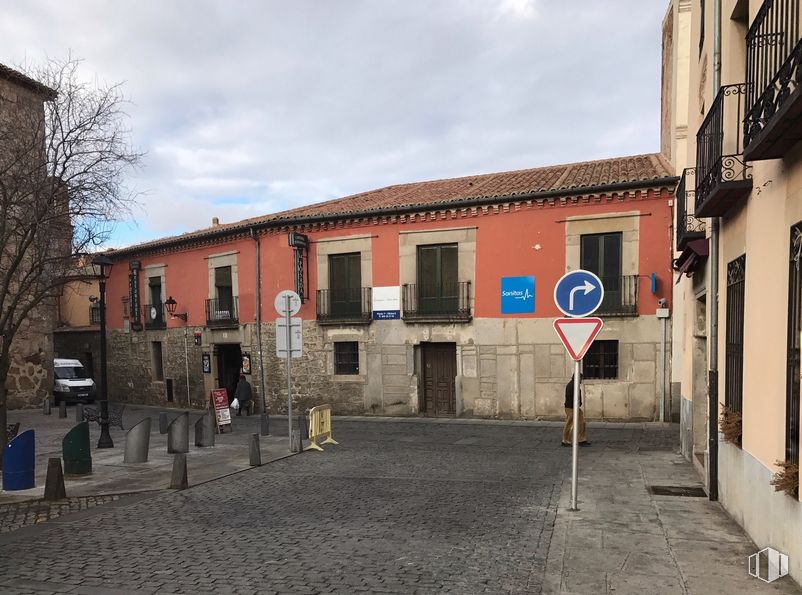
[0,421,768,594]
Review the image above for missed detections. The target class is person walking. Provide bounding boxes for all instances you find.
[562,374,589,447]
[234,374,253,416]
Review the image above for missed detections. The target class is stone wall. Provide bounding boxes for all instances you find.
[7,304,54,409]
[107,327,208,409]
[262,321,368,416]
[258,316,666,421]
[53,329,101,380]
[106,314,667,421]
[1,73,56,410]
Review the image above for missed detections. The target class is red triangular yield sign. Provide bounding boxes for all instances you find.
[553,317,604,361]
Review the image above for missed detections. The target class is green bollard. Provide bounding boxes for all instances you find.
[62,421,92,475]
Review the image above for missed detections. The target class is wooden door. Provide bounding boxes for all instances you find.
[422,343,456,416]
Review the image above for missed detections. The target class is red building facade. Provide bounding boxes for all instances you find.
[105,154,677,420]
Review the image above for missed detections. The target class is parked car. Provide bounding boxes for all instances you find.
[53,358,96,404]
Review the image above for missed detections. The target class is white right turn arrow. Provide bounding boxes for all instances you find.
[568,280,596,311]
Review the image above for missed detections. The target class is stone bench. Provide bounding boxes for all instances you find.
[6,423,20,442]
[82,403,125,430]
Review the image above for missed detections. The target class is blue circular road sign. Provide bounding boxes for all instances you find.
[553,270,605,317]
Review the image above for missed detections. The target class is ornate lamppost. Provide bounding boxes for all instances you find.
[92,254,114,448]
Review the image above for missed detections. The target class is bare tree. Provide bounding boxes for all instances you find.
[0,58,141,459]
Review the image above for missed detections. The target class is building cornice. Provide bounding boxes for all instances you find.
[109,176,679,260]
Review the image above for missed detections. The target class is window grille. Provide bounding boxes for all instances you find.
[583,340,618,379]
[334,342,359,375]
[786,226,802,464]
[725,255,745,413]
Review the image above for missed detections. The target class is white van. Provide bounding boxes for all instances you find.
[53,358,96,404]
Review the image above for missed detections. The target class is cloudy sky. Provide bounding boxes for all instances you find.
[0,0,668,247]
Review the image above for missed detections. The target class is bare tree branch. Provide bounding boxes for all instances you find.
[0,57,142,458]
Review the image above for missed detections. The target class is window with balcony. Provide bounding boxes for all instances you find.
[334,342,359,375]
[402,243,471,321]
[695,84,753,217]
[206,265,238,327]
[676,168,706,252]
[317,253,371,324]
[580,233,637,316]
[584,340,618,379]
[744,0,802,161]
[144,276,165,329]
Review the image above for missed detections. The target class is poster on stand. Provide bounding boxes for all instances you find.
[211,388,231,432]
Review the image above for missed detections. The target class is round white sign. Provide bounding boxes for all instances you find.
[150,305,158,320]
[274,290,302,316]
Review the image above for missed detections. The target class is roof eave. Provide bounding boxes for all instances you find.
[108,175,679,259]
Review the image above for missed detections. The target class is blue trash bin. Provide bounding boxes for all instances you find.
[2,429,35,491]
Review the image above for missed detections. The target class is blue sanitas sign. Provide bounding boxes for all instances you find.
[553,270,604,317]
[501,276,535,314]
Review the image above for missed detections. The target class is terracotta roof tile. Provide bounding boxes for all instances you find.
[0,63,56,99]
[111,153,675,256]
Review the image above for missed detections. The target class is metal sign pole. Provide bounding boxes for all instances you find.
[184,327,191,408]
[570,359,580,511]
[285,295,293,451]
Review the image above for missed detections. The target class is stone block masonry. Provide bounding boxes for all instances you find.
[6,304,54,409]
[106,314,666,421]
[107,327,208,409]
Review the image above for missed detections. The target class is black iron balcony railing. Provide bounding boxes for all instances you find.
[205,297,239,327]
[143,303,166,330]
[676,168,706,252]
[316,287,372,324]
[402,281,472,322]
[596,275,639,316]
[695,84,753,218]
[744,0,802,160]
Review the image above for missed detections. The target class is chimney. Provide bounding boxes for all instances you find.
[211,217,219,227]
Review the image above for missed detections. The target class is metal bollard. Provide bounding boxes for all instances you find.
[169,453,188,490]
[249,433,261,466]
[75,403,84,423]
[290,430,302,453]
[43,457,66,501]
[43,398,51,416]
[194,413,215,447]
[298,414,308,447]
[58,401,67,419]
[167,412,189,454]
[159,412,169,434]
[123,418,151,463]
[62,422,92,475]
[260,412,270,436]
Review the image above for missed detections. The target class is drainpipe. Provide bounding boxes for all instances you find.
[708,0,722,502]
[659,314,667,423]
[251,228,269,435]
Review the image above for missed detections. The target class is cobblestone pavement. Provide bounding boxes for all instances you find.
[0,421,676,594]
[0,495,122,533]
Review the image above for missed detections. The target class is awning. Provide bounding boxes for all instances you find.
[674,239,709,284]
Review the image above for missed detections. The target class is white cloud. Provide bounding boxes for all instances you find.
[0,0,667,248]
[497,0,539,20]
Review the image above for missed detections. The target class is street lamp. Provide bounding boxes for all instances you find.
[165,296,191,408]
[164,296,187,321]
[91,254,114,449]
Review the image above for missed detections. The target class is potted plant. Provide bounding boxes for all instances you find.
[719,405,742,446]
[771,460,800,498]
